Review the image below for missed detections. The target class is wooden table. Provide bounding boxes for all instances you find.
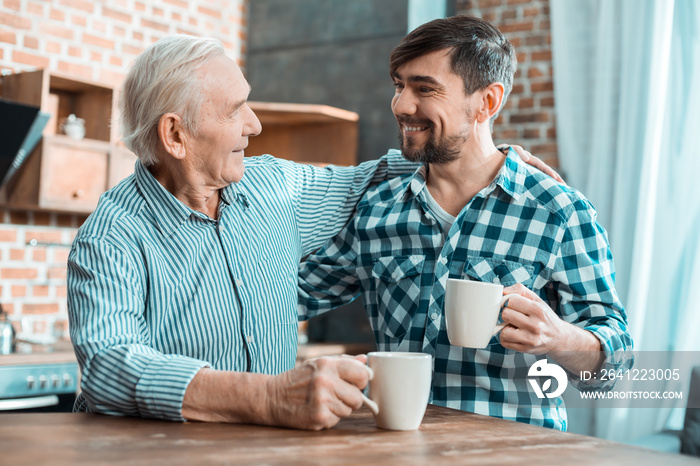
[0,405,696,465]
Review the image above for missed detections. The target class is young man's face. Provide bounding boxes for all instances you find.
[391,49,479,165]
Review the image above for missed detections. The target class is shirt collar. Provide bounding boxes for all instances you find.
[222,181,249,209]
[407,163,429,199]
[134,162,249,237]
[401,147,528,204]
[490,148,528,201]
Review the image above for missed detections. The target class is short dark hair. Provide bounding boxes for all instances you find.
[390,15,517,122]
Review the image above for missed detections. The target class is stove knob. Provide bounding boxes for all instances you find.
[51,375,60,388]
[26,376,36,390]
[62,374,73,387]
[39,375,48,389]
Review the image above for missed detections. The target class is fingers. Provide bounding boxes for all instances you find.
[503,283,543,303]
[304,357,370,424]
[323,356,372,389]
[501,143,565,184]
[544,166,564,184]
[501,294,540,329]
[510,144,531,160]
[528,155,564,183]
[498,288,562,355]
[267,356,372,431]
[339,353,368,365]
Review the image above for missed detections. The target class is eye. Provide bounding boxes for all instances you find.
[393,81,405,91]
[418,86,435,94]
[227,107,241,121]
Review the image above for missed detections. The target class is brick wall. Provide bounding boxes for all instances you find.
[0,0,248,338]
[454,0,558,168]
[0,0,248,84]
[0,210,78,339]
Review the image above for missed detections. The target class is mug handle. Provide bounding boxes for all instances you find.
[361,365,379,415]
[492,293,520,336]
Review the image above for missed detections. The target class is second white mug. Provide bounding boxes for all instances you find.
[361,351,432,431]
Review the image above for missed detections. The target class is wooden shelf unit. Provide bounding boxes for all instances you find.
[1,69,116,142]
[0,69,124,213]
[247,101,359,167]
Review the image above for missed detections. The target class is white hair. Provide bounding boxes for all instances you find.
[119,34,226,166]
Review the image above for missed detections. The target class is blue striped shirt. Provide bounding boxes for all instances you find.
[67,153,416,420]
[298,149,634,430]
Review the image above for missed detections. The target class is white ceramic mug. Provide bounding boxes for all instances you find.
[361,351,432,431]
[445,278,518,348]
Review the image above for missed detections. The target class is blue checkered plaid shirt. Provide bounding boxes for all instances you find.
[299,149,633,430]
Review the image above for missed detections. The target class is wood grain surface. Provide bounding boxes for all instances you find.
[0,405,696,465]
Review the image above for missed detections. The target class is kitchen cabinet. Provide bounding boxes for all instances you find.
[0,69,119,213]
[3,135,110,213]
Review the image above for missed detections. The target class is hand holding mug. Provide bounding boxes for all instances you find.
[266,355,371,430]
[498,283,567,355]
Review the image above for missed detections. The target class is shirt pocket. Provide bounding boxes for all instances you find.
[371,255,425,340]
[462,256,536,289]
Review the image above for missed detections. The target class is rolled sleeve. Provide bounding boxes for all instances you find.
[136,355,209,420]
[552,198,634,391]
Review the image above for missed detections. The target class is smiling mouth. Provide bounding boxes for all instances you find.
[403,125,429,132]
[398,118,431,134]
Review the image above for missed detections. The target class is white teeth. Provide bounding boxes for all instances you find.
[404,126,428,132]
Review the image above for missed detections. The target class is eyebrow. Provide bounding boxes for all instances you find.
[392,72,443,87]
[228,85,252,111]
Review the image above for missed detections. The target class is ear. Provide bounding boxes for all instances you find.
[157,113,187,160]
[476,82,505,124]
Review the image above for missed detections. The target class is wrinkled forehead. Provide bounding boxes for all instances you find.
[196,55,251,107]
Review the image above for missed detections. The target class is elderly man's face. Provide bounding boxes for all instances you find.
[186,55,261,187]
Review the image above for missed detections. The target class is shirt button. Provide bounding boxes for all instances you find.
[439,257,448,265]
[492,277,501,284]
[236,278,243,287]
[218,223,224,232]
[246,335,254,344]
[431,312,438,320]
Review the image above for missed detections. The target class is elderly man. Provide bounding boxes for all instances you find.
[299,15,633,430]
[68,33,554,430]
[68,35,412,430]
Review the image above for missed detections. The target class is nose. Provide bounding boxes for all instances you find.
[391,89,417,117]
[242,104,262,137]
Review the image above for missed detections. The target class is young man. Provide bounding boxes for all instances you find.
[299,16,633,430]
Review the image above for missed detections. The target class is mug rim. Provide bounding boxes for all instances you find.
[367,351,432,360]
[446,277,502,290]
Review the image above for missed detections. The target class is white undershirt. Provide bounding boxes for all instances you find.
[422,187,456,239]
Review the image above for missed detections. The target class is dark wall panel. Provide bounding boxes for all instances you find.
[248,0,409,164]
